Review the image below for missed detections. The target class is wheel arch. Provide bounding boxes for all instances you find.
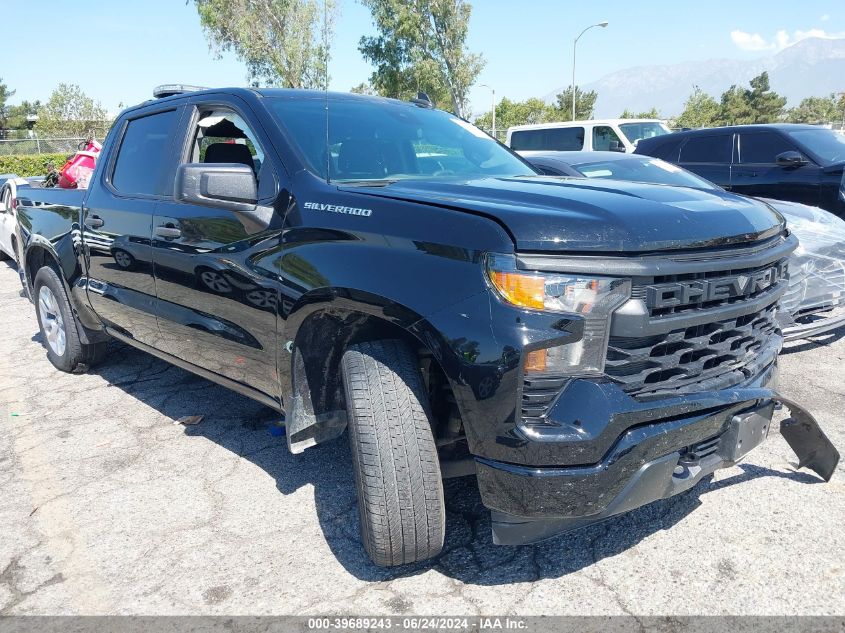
[281,287,462,454]
[24,240,108,343]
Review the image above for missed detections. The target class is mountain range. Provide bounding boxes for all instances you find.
[543,37,845,119]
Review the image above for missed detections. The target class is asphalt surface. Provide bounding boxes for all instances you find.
[1,260,844,615]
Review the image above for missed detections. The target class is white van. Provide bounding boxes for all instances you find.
[506,119,671,153]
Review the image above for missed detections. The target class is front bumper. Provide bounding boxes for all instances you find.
[477,380,839,546]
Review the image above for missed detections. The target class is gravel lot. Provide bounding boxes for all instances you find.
[1,260,844,616]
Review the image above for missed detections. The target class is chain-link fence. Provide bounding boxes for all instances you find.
[0,127,111,156]
[0,137,91,156]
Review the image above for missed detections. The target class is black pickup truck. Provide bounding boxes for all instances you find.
[15,87,838,567]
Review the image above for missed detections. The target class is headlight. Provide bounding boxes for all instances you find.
[485,253,630,376]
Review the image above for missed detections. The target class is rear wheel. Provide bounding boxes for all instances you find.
[197,268,232,294]
[112,248,136,270]
[341,339,445,566]
[33,266,107,372]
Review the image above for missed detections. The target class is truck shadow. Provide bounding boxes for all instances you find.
[83,340,821,586]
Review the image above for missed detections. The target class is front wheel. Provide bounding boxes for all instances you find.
[341,339,445,567]
[34,266,107,372]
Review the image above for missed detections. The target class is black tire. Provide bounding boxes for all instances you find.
[341,340,445,566]
[0,248,9,261]
[33,266,108,373]
[111,248,136,270]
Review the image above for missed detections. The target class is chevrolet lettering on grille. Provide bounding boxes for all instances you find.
[646,262,788,310]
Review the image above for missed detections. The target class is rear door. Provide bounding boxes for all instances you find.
[83,106,184,347]
[677,133,734,187]
[151,96,285,400]
[732,130,821,205]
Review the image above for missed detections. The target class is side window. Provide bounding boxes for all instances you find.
[592,126,624,151]
[536,165,565,176]
[648,138,683,162]
[510,130,543,151]
[546,127,584,151]
[111,109,180,196]
[510,127,584,151]
[679,134,732,164]
[739,132,796,164]
[188,108,275,200]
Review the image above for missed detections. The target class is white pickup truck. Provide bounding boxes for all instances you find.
[506,118,671,153]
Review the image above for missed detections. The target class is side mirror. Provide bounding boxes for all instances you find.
[609,140,626,153]
[175,163,273,232]
[775,151,807,168]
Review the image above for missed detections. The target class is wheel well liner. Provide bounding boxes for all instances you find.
[285,301,457,454]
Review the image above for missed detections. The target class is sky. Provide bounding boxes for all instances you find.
[1,0,843,119]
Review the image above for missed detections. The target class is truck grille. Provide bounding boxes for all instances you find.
[606,303,780,399]
[516,239,793,420]
[633,260,788,318]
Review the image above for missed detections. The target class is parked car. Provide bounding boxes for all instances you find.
[15,87,838,566]
[0,174,18,261]
[635,124,845,216]
[507,118,671,153]
[523,151,845,341]
[0,174,41,262]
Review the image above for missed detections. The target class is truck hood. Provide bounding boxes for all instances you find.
[341,176,785,252]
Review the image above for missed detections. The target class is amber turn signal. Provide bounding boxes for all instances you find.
[523,349,547,373]
[488,270,545,310]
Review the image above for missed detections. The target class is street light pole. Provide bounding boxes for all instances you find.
[480,84,496,139]
[571,21,608,121]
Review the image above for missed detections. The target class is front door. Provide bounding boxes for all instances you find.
[83,106,183,348]
[732,130,821,206]
[151,99,285,400]
[677,133,734,189]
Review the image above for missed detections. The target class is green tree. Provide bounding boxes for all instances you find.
[5,101,42,130]
[0,78,15,128]
[786,94,840,123]
[746,71,786,123]
[350,82,376,95]
[192,0,337,89]
[358,0,485,117]
[674,86,720,128]
[36,84,109,137]
[473,97,554,134]
[716,72,785,125]
[718,84,755,125]
[550,86,598,121]
[620,107,660,119]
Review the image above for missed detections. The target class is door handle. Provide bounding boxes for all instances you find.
[154,225,181,239]
[85,215,104,228]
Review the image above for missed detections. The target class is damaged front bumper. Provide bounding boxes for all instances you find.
[477,383,839,546]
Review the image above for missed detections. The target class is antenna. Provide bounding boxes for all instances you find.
[323,0,331,184]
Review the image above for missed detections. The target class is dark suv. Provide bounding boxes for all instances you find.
[635,124,845,216]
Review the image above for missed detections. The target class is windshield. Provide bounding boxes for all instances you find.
[618,121,671,146]
[785,128,845,163]
[266,96,535,183]
[572,156,719,189]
